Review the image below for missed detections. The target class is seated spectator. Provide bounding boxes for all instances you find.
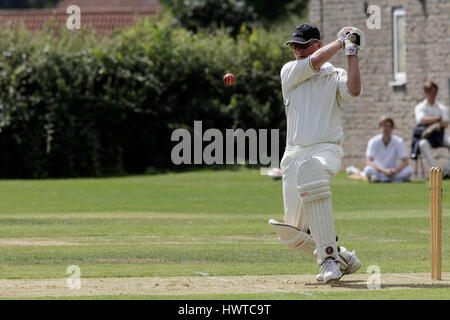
[364,116,413,183]
[412,80,450,178]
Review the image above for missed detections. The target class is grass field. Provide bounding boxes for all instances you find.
[0,168,449,300]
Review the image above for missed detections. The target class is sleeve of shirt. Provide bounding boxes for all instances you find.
[337,69,362,100]
[415,103,425,124]
[439,104,449,122]
[366,138,375,158]
[280,57,317,96]
[397,138,408,159]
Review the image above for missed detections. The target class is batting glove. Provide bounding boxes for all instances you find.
[344,35,359,56]
[337,26,366,55]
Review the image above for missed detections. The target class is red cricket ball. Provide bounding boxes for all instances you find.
[223,73,235,86]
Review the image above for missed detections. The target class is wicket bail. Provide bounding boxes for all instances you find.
[430,167,442,281]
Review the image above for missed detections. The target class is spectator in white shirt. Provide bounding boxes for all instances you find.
[414,81,450,177]
[364,116,413,182]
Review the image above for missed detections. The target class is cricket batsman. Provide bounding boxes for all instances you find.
[269,24,364,282]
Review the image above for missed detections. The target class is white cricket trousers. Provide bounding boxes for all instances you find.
[280,143,343,232]
[419,135,450,171]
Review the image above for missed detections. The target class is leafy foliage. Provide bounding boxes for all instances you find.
[161,0,258,36]
[161,0,308,31]
[0,15,294,178]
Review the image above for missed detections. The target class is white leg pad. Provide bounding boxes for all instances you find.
[297,158,339,265]
[268,219,316,257]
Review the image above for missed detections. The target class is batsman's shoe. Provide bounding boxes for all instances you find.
[340,247,361,276]
[315,269,325,282]
[321,258,342,283]
[316,247,360,282]
[316,260,342,283]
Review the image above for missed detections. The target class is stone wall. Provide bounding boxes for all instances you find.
[307,0,450,172]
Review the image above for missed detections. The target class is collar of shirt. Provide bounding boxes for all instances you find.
[381,137,392,147]
[422,99,440,109]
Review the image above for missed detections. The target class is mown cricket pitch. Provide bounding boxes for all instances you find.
[1,273,449,298]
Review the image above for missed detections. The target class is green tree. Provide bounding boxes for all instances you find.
[161,0,308,33]
[162,0,258,36]
[246,0,307,23]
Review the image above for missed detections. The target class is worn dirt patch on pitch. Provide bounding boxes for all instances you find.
[1,273,449,298]
[94,258,163,263]
[0,239,82,247]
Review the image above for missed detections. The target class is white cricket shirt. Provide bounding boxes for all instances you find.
[280,56,358,147]
[366,134,408,169]
[414,99,449,124]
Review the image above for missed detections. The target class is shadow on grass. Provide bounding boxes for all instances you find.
[323,280,450,290]
[145,164,247,176]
